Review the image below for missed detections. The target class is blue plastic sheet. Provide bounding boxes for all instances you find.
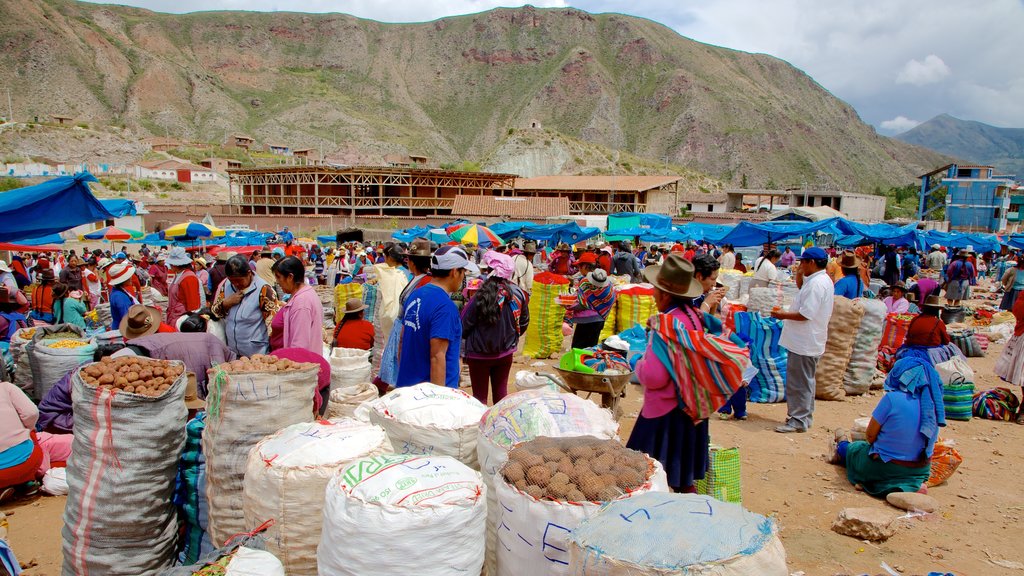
[521,223,601,245]
[0,173,121,242]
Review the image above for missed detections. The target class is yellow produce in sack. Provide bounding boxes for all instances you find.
[48,339,90,349]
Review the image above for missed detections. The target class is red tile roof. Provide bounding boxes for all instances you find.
[452,194,570,218]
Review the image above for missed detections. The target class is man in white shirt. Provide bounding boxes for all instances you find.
[771,246,834,433]
[718,244,736,271]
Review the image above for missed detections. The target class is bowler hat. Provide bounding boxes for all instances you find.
[643,253,703,298]
[119,304,162,339]
[921,295,944,311]
[839,251,860,269]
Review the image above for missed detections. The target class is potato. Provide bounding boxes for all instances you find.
[98,374,114,385]
[139,369,153,380]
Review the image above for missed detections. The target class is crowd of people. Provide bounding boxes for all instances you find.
[0,233,1022,509]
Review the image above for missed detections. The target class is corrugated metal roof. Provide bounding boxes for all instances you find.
[514,175,684,192]
[452,195,570,218]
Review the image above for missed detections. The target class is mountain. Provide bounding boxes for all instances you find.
[895,114,1024,178]
[0,0,950,192]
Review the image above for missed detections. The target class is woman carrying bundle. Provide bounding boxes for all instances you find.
[627,254,748,493]
[52,284,88,329]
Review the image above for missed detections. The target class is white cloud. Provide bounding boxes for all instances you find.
[896,54,951,86]
[879,116,922,134]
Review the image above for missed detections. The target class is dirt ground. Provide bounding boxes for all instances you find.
[4,334,1022,576]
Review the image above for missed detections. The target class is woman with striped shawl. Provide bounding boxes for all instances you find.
[627,254,750,493]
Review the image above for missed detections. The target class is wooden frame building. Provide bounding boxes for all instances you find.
[229,165,517,218]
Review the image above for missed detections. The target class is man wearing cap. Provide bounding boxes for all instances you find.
[166,247,205,328]
[396,245,478,389]
[511,241,536,295]
[771,246,834,433]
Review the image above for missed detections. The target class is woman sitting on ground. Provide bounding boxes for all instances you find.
[333,298,374,351]
[829,354,943,497]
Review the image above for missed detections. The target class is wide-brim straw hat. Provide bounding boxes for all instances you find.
[343,298,367,314]
[643,253,703,298]
[921,295,944,310]
[839,251,860,269]
[184,372,204,410]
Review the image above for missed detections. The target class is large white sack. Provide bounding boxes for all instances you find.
[317,454,486,576]
[495,458,667,576]
[328,347,371,390]
[478,390,619,576]
[62,361,187,576]
[366,383,486,468]
[844,298,886,396]
[203,364,317,545]
[243,419,388,576]
[567,493,788,576]
[325,383,378,419]
[29,324,95,400]
[10,327,34,399]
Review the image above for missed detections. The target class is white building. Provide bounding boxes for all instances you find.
[134,160,217,183]
[679,191,728,214]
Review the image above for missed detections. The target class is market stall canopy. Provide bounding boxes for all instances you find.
[98,198,139,218]
[1007,234,1024,250]
[711,218,841,247]
[80,226,144,241]
[0,173,123,242]
[920,230,1001,254]
[522,222,601,245]
[11,234,65,246]
[832,221,920,248]
[160,221,226,241]
[0,242,63,252]
[446,223,504,247]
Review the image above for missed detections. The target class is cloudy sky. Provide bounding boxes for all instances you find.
[83,0,1024,134]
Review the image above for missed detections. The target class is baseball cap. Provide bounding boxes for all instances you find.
[431,245,480,273]
[799,247,828,261]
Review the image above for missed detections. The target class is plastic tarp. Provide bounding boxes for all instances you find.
[833,221,920,248]
[607,212,672,230]
[1007,235,1024,250]
[521,222,601,245]
[0,173,121,242]
[11,234,65,246]
[712,218,841,247]
[488,221,538,240]
[98,198,139,218]
[675,223,733,244]
[0,242,63,252]
[391,226,452,244]
[317,235,337,244]
[920,230,1001,254]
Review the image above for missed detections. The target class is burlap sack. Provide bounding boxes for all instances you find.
[815,297,863,401]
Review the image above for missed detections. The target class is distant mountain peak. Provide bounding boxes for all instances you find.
[896,115,1024,177]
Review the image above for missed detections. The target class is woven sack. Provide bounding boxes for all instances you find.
[10,327,34,399]
[732,312,786,403]
[477,390,619,575]
[333,281,363,317]
[29,324,95,401]
[844,298,886,395]
[176,413,214,565]
[815,297,862,401]
[62,361,187,576]
[567,493,788,576]
[523,272,570,359]
[325,383,378,419]
[950,329,984,357]
[243,419,387,575]
[880,313,915,349]
[614,284,657,332]
[926,439,963,487]
[599,301,618,341]
[695,445,742,504]
[203,364,317,545]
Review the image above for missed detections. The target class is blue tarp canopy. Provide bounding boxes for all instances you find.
[488,221,538,240]
[12,234,66,246]
[391,226,451,244]
[1007,235,1024,250]
[0,173,121,242]
[98,198,138,218]
[317,235,337,244]
[607,212,672,231]
[920,230,1002,254]
[522,223,601,245]
[832,221,921,248]
[711,218,842,247]
[222,231,273,247]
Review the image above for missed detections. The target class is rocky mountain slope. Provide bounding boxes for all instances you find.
[1,0,951,192]
[895,114,1024,178]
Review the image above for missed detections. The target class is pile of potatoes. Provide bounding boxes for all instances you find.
[80,357,184,397]
[501,436,652,503]
[216,354,316,374]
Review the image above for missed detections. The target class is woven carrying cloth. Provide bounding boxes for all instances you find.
[647,313,750,423]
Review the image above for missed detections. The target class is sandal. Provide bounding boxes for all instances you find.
[828,428,850,464]
[0,487,14,504]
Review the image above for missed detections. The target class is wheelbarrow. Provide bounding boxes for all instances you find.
[534,369,633,420]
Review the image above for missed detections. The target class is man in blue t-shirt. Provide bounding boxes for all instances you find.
[396,245,479,388]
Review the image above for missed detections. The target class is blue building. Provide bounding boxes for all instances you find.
[919,164,1015,233]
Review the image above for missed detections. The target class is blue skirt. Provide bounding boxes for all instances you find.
[626,407,709,490]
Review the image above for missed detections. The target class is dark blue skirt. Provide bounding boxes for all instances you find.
[626,407,709,491]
